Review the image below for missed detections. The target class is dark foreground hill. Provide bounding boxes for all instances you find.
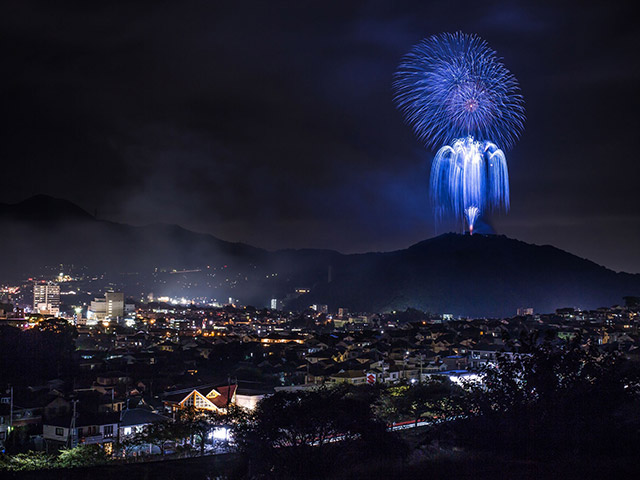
[1,195,639,317]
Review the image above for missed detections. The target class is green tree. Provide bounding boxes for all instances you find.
[118,436,143,457]
[0,451,55,471]
[55,444,108,468]
[375,379,455,425]
[132,421,183,456]
[177,407,224,456]
[4,425,35,454]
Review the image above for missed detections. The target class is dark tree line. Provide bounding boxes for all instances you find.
[230,339,640,478]
[450,337,640,457]
[0,320,77,383]
[232,385,405,478]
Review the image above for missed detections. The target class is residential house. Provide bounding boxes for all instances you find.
[328,370,368,385]
[43,412,119,451]
[469,343,518,369]
[118,408,170,441]
[163,384,238,414]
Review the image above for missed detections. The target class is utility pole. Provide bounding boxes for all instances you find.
[9,385,13,430]
[403,352,407,380]
[69,399,78,448]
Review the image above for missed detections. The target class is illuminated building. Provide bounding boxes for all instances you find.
[33,281,60,315]
[260,333,305,344]
[163,384,237,413]
[88,292,125,324]
[311,304,328,314]
[106,292,124,318]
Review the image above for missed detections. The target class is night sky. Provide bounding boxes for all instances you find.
[2,1,639,273]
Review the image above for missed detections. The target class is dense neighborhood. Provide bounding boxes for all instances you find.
[2,297,639,464]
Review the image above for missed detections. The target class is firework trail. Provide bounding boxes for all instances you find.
[394,32,524,232]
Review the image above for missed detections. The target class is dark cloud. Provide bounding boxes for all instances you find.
[2,0,639,272]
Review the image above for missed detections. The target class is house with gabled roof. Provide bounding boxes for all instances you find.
[162,384,237,413]
[43,412,120,451]
[328,369,368,385]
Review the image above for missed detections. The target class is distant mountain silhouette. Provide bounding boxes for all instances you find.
[1,195,639,317]
[0,194,94,222]
[287,234,640,317]
[0,195,266,273]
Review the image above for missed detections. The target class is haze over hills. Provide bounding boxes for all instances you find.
[1,195,639,317]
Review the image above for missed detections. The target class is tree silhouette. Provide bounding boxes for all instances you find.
[233,385,400,478]
[457,337,640,456]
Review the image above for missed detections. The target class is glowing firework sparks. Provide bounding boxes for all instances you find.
[465,207,480,235]
[394,32,524,149]
[394,32,524,233]
[431,137,509,228]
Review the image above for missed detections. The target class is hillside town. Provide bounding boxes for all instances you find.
[2,281,639,457]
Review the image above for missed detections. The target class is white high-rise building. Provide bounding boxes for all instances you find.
[33,282,60,315]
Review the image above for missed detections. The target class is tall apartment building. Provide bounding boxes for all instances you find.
[33,282,60,315]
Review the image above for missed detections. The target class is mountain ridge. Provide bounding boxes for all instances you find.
[1,195,638,317]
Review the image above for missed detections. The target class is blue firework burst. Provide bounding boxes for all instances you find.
[394,32,525,150]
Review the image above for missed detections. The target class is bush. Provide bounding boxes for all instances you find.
[0,444,109,472]
[55,444,109,468]
[0,451,56,471]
